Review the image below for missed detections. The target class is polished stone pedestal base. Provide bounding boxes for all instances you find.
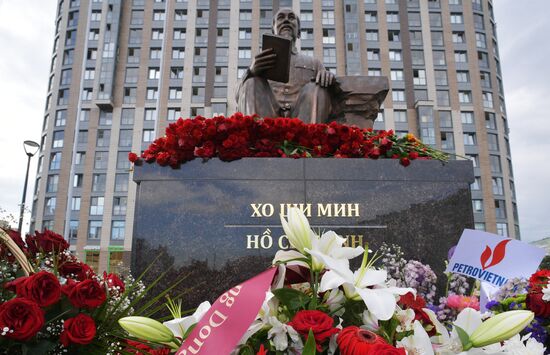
[131,158,474,308]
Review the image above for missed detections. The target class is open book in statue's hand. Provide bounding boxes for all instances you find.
[261,34,291,83]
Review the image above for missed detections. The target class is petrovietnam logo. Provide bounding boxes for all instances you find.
[480,239,512,270]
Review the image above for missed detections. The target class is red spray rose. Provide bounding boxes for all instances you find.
[63,279,106,309]
[103,272,125,294]
[288,310,339,351]
[27,229,69,254]
[398,292,436,336]
[526,292,550,317]
[60,313,96,346]
[16,271,61,307]
[337,326,397,355]
[0,298,45,341]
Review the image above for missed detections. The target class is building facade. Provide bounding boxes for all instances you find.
[32,0,518,272]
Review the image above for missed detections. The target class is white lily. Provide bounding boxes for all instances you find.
[360,309,379,331]
[398,320,435,355]
[163,301,211,339]
[312,249,413,320]
[267,316,303,351]
[280,207,315,253]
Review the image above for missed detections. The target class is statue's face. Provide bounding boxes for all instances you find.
[273,8,299,40]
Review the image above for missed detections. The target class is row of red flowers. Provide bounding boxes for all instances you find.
[129,113,448,168]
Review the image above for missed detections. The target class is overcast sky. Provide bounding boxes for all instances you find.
[0,0,548,241]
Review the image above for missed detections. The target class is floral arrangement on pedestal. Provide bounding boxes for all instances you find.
[128,113,449,168]
[118,209,545,354]
[0,228,178,354]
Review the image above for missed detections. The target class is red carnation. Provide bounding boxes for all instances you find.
[16,271,61,307]
[128,152,139,162]
[526,292,550,317]
[337,326,404,355]
[0,298,45,341]
[288,310,339,351]
[63,279,106,309]
[60,313,96,346]
[529,269,550,292]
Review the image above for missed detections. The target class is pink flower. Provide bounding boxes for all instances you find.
[446,295,480,311]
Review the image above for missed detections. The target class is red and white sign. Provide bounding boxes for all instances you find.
[446,229,545,287]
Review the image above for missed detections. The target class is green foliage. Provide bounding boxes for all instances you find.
[302,329,317,355]
[272,288,310,314]
[454,325,473,351]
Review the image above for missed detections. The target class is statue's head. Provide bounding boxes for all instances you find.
[272,7,301,41]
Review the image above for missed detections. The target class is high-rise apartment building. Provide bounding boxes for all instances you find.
[32,0,518,272]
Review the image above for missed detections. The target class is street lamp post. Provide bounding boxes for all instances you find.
[18,140,40,234]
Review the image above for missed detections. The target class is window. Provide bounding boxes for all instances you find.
[149,48,162,60]
[88,29,99,41]
[148,67,160,80]
[131,10,144,25]
[113,197,127,215]
[88,221,102,240]
[368,69,381,76]
[146,88,158,100]
[60,69,72,85]
[411,50,424,65]
[69,221,79,240]
[47,175,59,193]
[452,31,465,44]
[238,48,251,59]
[123,87,137,104]
[169,88,182,100]
[490,155,501,173]
[91,10,101,22]
[409,12,421,27]
[322,11,335,25]
[386,12,399,22]
[75,152,85,165]
[455,51,467,63]
[52,131,64,148]
[168,108,181,121]
[441,132,454,150]
[496,223,508,237]
[84,68,95,80]
[366,30,378,41]
[367,49,380,61]
[436,90,450,106]
[413,69,426,85]
[429,13,442,27]
[71,197,81,211]
[153,10,165,21]
[480,72,492,88]
[115,174,129,192]
[90,197,105,215]
[323,29,335,44]
[119,130,133,147]
[433,51,446,65]
[476,32,486,48]
[390,70,403,81]
[365,11,377,22]
[495,200,507,219]
[45,197,56,215]
[450,13,463,24]
[143,129,155,142]
[475,223,486,231]
[239,10,252,21]
[174,9,187,21]
[96,129,110,147]
[467,154,479,168]
[463,133,476,145]
[151,29,164,40]
[127,48,140,64]
[111,221,125,240]
[434,70,447,86]
[170,67,184,79]
[144,109,157,121]
[92,174,106,192]
[492,177,504,195]
[459,91,472,104]
[172,48,185,59]
[487,133,499,151]
[121,109,134,125]
[394,110,407,122]
[431,31,443,46]
[392,90,405,102]
[456,71,470,83]
[55,110,67,126]
[483,92,493,108]
[439,111,453,128]
[472,200,483,213]
[461,111,474,124]
[323,48,337,64]
[485,112,496,129]
[388,30,400,42]
[94,151,109,169]
[471,177,481,190]
[99,110,112,125]
[58,89,69,105]
[410,31,422,45]
[174,29,186,40]
[389,50,402,61]
[73,173,83,188]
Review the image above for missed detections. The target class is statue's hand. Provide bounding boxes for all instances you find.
[249,48,277,77]
[315,69,335,88]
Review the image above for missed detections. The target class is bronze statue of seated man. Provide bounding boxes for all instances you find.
[236,8,336,124]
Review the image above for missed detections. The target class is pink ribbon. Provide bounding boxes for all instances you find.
[176,267,278,355]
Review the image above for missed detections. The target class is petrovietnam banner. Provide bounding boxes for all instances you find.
[446,229,545,287]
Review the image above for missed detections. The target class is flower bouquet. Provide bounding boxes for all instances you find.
[119,209,541,354]
[0,228,183,354]
[129,113,449,168]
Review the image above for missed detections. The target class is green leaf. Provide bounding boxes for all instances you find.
[454,325,473,351]
[302,329,317,355]
[182,323,197,340]
[272,288,310,312]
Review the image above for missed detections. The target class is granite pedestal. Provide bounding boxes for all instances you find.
[131,158,474,308]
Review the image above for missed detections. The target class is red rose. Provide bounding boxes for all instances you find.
[63,279,106,309]
[103,272,125,295]
[125,340,170,354]
[0,298,44,341]
[60,313,96,346]
[398,293,436,336]
[16,271,61,307]
[337,326,388,355]
[28,229,69,254]
[59,260,94,281]
[526,292,550,317]
[4,276,28,294]
[288,310,339,351]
